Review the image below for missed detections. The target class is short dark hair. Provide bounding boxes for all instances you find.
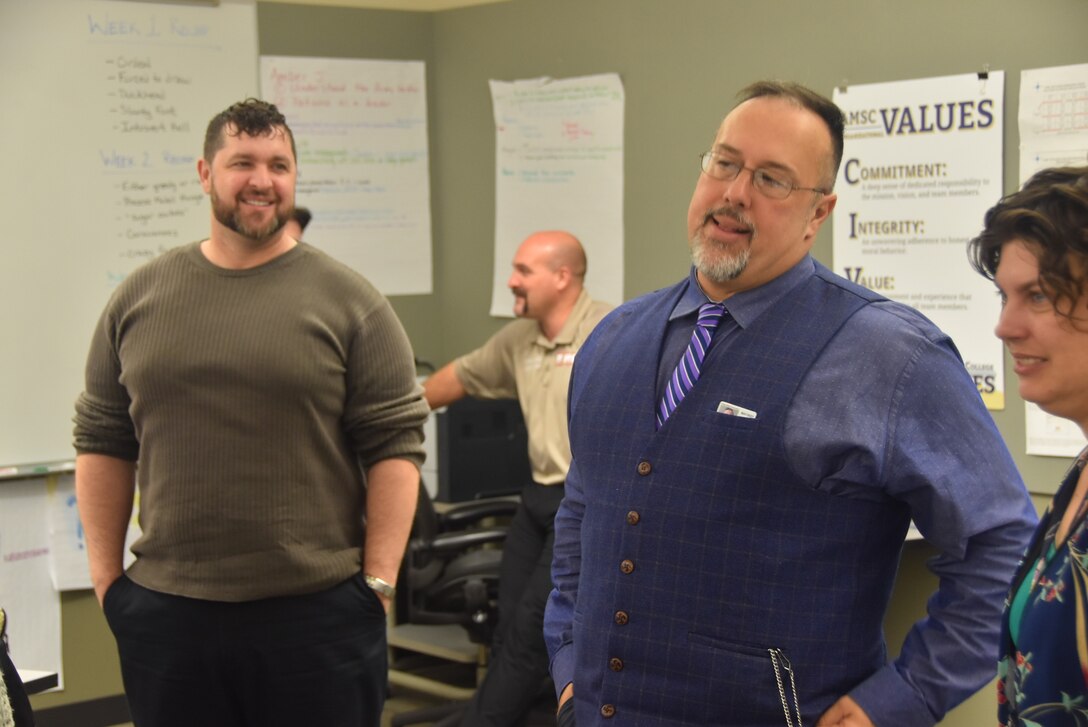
[203,98,296,163]
[969,165,1088,317]
[292,207,312,231]
[737,80,845,190]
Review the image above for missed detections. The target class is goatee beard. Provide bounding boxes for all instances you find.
[692,240,750,282]
[689,206,754,283]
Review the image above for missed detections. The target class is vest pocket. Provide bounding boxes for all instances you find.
[685,632,803,725]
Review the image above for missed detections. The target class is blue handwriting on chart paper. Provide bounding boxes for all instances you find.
[87,14,210,40]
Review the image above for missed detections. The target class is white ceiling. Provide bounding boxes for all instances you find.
[258,0,509,11]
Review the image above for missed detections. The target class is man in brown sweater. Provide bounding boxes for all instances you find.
[73,98,428,727]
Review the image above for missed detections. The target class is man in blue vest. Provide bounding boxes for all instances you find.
[544,80,1037,727]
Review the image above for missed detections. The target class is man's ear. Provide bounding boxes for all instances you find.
[197,157,212,194]
[555,265,574,291]
[804,193,837,242]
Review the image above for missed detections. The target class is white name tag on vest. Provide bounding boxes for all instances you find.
[716,400,757,419]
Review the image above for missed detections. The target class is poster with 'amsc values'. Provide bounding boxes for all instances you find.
[833,72,1005,409]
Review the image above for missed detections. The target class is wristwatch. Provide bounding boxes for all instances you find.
[364,574,396,599]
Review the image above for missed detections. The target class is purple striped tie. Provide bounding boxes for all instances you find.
[656,302,725,429]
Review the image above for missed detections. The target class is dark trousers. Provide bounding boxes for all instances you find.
[103,572,388,727]
[460,482,563,727]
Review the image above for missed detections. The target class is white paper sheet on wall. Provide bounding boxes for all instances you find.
[260,56,433,296]
[1018,63,1088,457]
[0,479,62,687]
[489,74,625,316]
[48,475,141,592]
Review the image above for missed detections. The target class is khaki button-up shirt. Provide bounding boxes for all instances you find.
[455,289,612,484]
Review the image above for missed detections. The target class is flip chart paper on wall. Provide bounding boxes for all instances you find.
[1018,63,1088,458]
[48,476,141,592]
[489,74,625,316]
[260,56,433,295]
[0,479,62,686]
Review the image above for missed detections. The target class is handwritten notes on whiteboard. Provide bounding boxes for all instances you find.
[85,2,259,283]
[0,0,258,468]
[260,57,433,295]
[489,74,625,316]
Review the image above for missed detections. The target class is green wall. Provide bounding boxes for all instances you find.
[32,1,1088,724]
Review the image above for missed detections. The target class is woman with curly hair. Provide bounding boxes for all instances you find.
[969,165,1088,726]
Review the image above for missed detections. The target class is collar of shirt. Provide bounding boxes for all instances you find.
[656,257,815,402]
[668,256,816,330]
[534,288,593,350]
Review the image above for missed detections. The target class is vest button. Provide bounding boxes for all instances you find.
[601,704,616,718]
[614,610,629,625]
[626,511,640,525]
[636,460,652,476]
[620,559,635,574]
[609,657,624,671]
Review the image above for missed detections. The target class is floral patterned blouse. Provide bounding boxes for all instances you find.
[998,449,1088,726]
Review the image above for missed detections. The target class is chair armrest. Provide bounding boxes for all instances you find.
[420,528,507,555]
[438,498,519,529]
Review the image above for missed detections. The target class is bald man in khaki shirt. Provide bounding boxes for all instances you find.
[424,230,612,726]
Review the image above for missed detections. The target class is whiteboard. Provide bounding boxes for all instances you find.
[0,0,259,467]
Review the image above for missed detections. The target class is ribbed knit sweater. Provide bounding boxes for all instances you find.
[73,241,428,601]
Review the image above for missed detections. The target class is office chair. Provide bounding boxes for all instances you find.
[388,483,518,726]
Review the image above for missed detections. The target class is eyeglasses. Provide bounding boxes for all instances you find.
[698,151,828,199]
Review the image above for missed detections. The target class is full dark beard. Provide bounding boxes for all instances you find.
[211,190,287,242]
